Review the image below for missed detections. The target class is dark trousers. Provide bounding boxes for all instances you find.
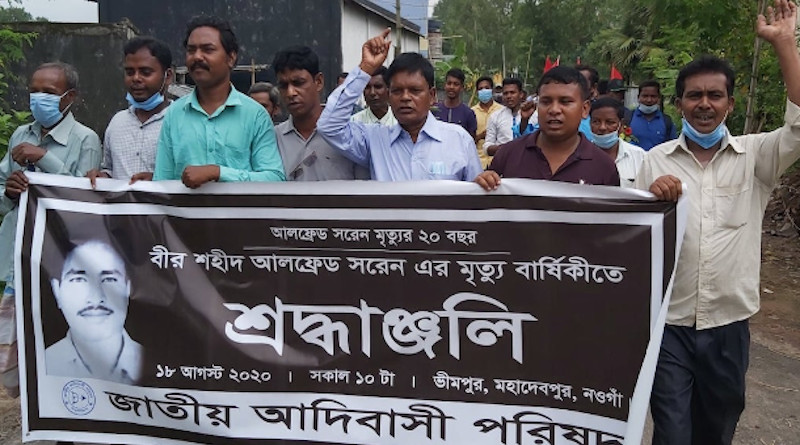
[650,320,750,445]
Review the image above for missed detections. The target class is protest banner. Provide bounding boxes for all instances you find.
[16,173,685,444]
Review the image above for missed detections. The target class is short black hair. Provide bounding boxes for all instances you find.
[446,68,465,84]
[183,16,239,60]
[124,36,173,71]
[475,75,493,90]
[371,65,389,84]
[337,72,348,80]
[639,79,662,95]
[590,97,625,119]
[501,77,522,91]
[575,64,599,86]
[538,66,590,100]
[272,46,320,76]
[676,55,734,98]
[598,79,609,95]
[386,52,434,89]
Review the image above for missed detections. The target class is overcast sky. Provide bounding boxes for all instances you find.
[17,0,97,22]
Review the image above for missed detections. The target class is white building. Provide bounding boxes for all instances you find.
[341,0,423,72]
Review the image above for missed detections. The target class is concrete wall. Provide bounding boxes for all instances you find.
[95,0,343,96]
[3,21,137,139]
[341,1,421,73]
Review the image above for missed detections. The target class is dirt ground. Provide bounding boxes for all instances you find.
[0,179,799,445]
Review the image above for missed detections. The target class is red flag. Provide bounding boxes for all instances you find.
[544,56,553,73]
[610,65,623,80]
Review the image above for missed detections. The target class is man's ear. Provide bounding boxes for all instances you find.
[51,278,62,308]
[164,67,174,88]
[581,100,590,119]
[314,72,324,93]
[227,51,238,70]
[429,87,436,106]
[727,96,735,114]
[125,280,132,301]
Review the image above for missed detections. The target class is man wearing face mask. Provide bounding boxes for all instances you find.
[634,2,800,443]
[87,37,173,187]
[471,76,503,168]
[589,97,644,188]
[627,80,677,151]
[0,61,101,397]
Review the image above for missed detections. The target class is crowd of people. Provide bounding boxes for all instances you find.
[0,0,799,444]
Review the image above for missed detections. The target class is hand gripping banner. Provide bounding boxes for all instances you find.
[15,173,686,445]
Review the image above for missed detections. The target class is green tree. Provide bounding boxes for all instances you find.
[433,0,519,75]
[0,27,35,157]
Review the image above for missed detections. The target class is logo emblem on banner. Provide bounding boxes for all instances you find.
[61,380,96,415]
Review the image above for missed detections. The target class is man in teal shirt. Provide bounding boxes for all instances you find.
[0,62,101,397]
[153,16,284,186]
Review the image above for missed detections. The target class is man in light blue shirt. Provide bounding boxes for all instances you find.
[317,29,482,181]
[0,61,101,397]
[153,16,284,186]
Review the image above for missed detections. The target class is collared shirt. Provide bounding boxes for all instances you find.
[488,130,620,186]
[102,104,169,180]
[153,86,285,182]
[472,101,504,168]
[0,113,101,278]
[45,330,143,384]
[276,117,370,181]
[614,139,645,188]
[634,100,800,329]
[484,106,537,154]
[317,69,482,182]
[350,106,397,126]
[433,102,477,137]
[629,109,677,151]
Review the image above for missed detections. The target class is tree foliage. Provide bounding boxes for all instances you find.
[0,27,35,156]
[434,0,793,133]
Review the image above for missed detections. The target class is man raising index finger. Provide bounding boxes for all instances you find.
[317,29,482,182]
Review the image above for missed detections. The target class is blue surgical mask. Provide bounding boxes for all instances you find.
[591,130,620,149]
[30,90,72,128]
[638,103,659,114]
[125,72,167,111]
[681,113,728,149]
[126,91,165,111]
[477,88,493,103]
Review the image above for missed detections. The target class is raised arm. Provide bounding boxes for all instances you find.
[758,0,800,105]
[317,29,392,166]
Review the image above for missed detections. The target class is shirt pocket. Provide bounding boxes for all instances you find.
[411,158,461,180]
[714,185,750,229]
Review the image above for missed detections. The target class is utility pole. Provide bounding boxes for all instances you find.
[744,0,768,134]
[395,0,402,57]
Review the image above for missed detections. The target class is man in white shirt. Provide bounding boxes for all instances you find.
[589,97,644,187]
[634,2,800,443]
[47,240,143,384]
[484,77,536,156]
[350,65,396,126]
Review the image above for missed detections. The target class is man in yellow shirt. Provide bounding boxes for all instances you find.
[471,76,503,168]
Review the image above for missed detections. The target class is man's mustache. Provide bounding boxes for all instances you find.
[78,304,114,316]
[190,61,210,71]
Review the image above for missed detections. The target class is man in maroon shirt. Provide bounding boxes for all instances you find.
[475,66,619,189]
